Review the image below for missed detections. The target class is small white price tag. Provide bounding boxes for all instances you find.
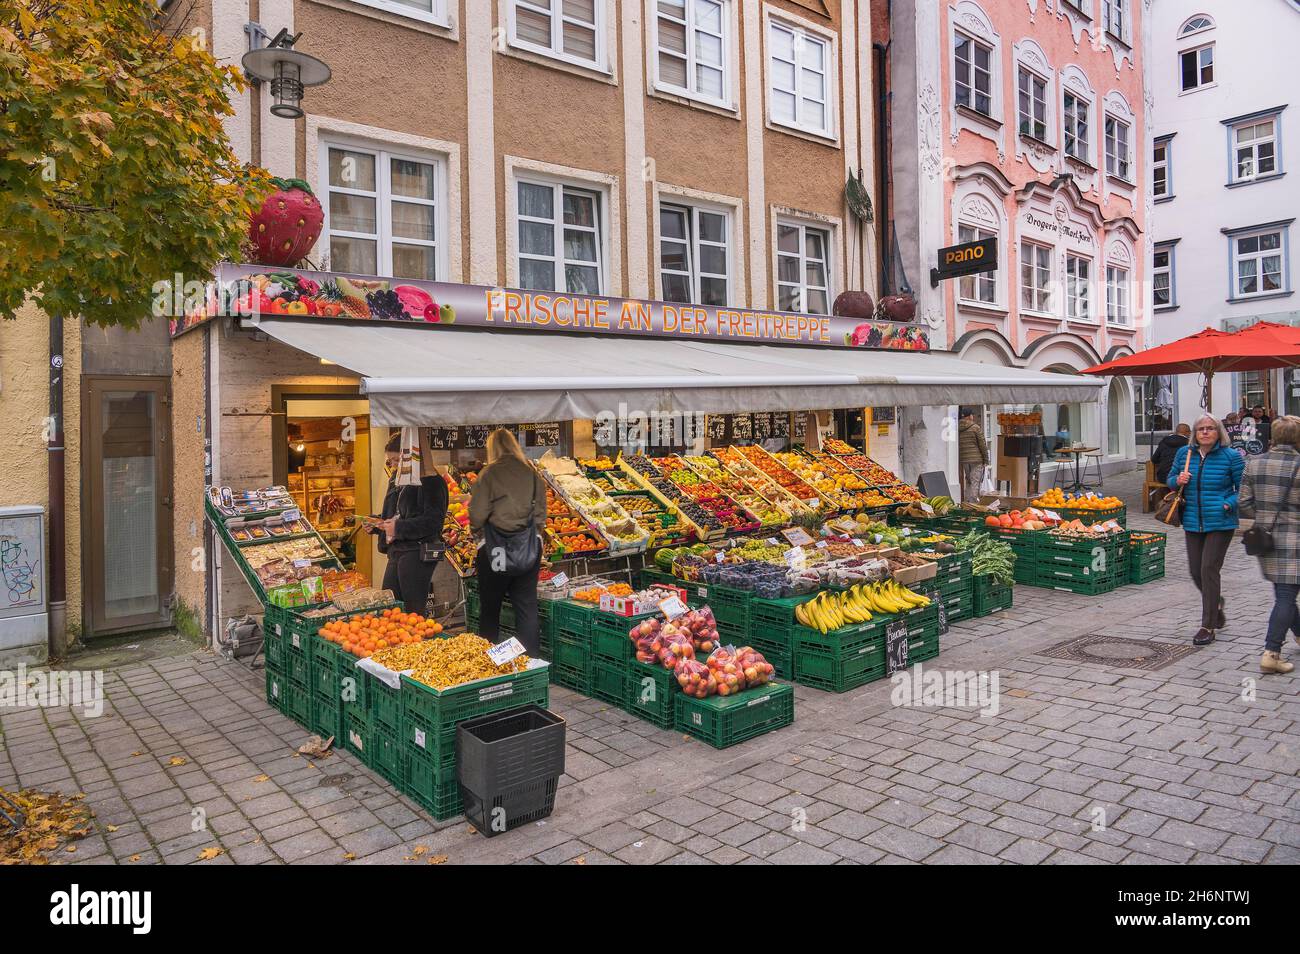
[549,571,569,589]
[282,509,302,522]
[293,559,311,568]
[765,537,780,545]
[715,550,725,563]
[920,502,935,514]
[414,728,426,750]
[659,595,688,619]
[782,527,814,547]
[696,585,708,598]
[873,533,883,543]
[291,634,300,649]
[815,540,828,550]
[851,538,864,548]
[487,637,527,666]
[988,498,1002,510]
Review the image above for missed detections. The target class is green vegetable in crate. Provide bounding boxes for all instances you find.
[955,531,1016,585]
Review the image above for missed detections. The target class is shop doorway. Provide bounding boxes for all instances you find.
[81,376,173,636]
[271,387,378,583]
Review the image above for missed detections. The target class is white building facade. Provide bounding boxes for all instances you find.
[1148,0,1300,430]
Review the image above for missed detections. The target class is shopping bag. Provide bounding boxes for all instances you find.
[979,466,995,495]
[395,425,421,486]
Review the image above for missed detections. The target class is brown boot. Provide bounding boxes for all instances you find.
[1261,651,1294,675]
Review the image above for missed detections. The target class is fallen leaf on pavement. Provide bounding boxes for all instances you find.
[167,757,187,767]
[412,845,428,856]
[105,825,118,833]
[573,856,586,865]
[428,854,448,865]
[197,847,224,861]
[297,735,334,759]
[343,852,356,861]
[254,775,270,783]
[129,854,141,863]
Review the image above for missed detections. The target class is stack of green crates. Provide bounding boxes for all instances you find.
[1056,504,1126,527]
[624,659,675,728]
[1127,530,1167,584]
[674,682,794,748]
[262,604,312,726]
[697,581,750,640]
[746,595,802,678]
[924,552,974,624]
[973,574,1014,616]
[551,599,596,693]
[309,635,344,741]
[590,609,643,707]
[791,613,887,693]
[1030,532,1126,595]
[398,664,551,820]
[902,602,942,663]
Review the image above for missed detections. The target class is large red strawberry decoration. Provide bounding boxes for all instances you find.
[248,177,324,267]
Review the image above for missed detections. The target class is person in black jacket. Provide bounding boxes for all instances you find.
[368,432,449,615]
[1151,423,1190,482]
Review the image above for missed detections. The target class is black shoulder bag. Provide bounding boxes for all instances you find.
[481,477,541,573]
[1241,456,1300,557]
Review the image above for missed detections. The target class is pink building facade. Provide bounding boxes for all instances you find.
[888,0,1151,479]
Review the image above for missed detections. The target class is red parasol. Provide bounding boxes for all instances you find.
[1082,323,1300,411]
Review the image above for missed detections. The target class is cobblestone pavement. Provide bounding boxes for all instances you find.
[2,469,1297,865]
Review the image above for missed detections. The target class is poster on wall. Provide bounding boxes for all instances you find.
[169,264,932,352]
[0,507,44,617]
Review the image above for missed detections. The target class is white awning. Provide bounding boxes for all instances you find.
[252,317,1105,426]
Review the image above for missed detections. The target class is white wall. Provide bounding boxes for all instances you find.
[1149,0,1300,424]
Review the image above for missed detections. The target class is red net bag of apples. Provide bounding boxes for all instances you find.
[674,658,717,697]
[705,645,775,695]
[656,625,696,670]
[680,606,720,655]
[628,616,664,664]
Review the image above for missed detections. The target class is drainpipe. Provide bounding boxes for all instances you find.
[873,39,892,295]
[48,313,67,656]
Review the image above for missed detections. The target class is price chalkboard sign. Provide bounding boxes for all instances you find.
[530,422,561,447]
[732,414,753,440]
[885,619,910,675]
[463,424,491,448]
[753,412,773,440]
[772,413,790,438]
[871,407,897,425]
[793,413,807,440]
[707,415,727,441]
[426,426,459,449]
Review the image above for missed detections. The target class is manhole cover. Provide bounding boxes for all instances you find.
[319,773,353,788]
[1038,634,1198,672]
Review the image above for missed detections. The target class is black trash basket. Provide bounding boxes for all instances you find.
[456,705,566,837]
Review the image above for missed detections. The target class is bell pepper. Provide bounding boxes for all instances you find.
[285,300,309,315]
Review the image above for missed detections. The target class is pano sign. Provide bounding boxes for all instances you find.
[166,263,930,352]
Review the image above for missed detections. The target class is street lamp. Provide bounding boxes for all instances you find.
[242,29,331,120]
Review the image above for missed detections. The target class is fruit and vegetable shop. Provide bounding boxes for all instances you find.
[173,263,1162,831]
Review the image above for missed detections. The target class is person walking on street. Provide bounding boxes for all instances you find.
[1251,405,1272,450]
[958,407,989,504]
[469,428,548,653]
[1238,415,1300,674]
[1152,423,1190,482]
[1169,414,1245,645]
[369,432,449,615]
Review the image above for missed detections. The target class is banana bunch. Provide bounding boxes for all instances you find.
[924,495,955,515]
[793,581,931,633]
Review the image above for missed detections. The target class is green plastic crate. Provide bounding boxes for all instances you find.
[1031,566,1120,595]
[281,677,310,726]
[344,707,370,762]
[973,575,1014,616]
[553,632,592,671]
[624,660,676,728]
[368,675,402,733]
[263,631,284,671]
[1129,555,1166,584]
[370,722,403,785]
[592,611,649,662]
[592,658,626,706]
[553,599,596,636]
[1128,531,1167,561]
[674,682,795,748]
[404,749,462,820]
[264,668,286,713]
[310,637,340,701]
[399,665,551,774]
[794,641,885,692]
[310,693,342,741]
[904,628,940,665]
[552,662,592,694]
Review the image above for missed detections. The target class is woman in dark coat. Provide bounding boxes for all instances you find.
[1238,414,1300,675]
[369,432,449,615]
[1168,414,1245,646]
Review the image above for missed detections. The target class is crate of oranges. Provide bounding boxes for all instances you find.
[317,607,445,660]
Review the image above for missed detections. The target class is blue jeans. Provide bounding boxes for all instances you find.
[1266,582,1300,653]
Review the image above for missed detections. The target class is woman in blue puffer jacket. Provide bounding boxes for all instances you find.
[1168,414,1245,645]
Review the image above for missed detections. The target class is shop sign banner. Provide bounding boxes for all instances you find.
[168,264,931,351]
[930,237,997,286]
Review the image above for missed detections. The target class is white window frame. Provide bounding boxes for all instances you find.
[1102,0,1128,44]
[1232,229,1285,299]
[651,0,732,110]
[957,223,998,305]
[954,31,994,118]
[319,141,445,281]
[1020,240,1053,314]
[1231,118,1280,183]
[1017,66,1049,141]
[1063,91,1091,163]
[774,218,832,315]
[767,17,835,139]
[1179,43,1214,93]
[658,202,732,306]
[513,176,607,295]
[1153,139,1171,198]
[1179,15,1215,38]
[506,0,605,70]
[1105,264,1131,326]
[1065,254,1092,322]
[1153,244,1175,309]
[1104,113,1132,181]
[351,0,449,26]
